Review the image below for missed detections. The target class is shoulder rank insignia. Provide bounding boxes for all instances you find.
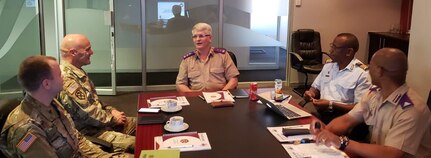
[325,59,333,63]
[182,51,195,60]
[355,62,368,70]
[213,48,227,54]
[396,93,414,109]
[368,86,379,95]
[16,132,37,152]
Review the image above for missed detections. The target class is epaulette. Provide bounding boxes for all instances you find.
[395,93,414,109]
[355,62,368,70]
[325,59,333,63]
[367,86,378,95]
[182,51,195,60]
[213,48,227,54]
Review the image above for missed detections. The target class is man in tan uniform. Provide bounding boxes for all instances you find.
[310,48,431,158]
[57,34,135,153]
[176,22,240,92]
[0,56,131,157]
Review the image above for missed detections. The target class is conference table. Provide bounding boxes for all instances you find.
[135,89,312,158]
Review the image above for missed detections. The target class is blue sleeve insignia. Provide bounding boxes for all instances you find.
[182,51,195,60]
[213,48,227,54]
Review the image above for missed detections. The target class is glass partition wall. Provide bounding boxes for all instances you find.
[144,0,289,90]
[0,0,42,98]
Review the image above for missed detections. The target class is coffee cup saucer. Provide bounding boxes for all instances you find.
[164,123,189,132]
[161,105,182,113]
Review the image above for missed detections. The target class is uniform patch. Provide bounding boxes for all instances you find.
[368,86,378,95]
[75,89,86,101]
[67,83,79,94]
[398,93,413,109]
[16,132,37,152]
[213,47,226,54]
[356,62,368,70]
[182,51,195,60]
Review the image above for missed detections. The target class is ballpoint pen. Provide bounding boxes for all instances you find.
[168,144,194,148]
[198,95,205,101]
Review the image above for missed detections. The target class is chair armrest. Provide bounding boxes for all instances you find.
[85,136,113,152]
[289,52,304,62]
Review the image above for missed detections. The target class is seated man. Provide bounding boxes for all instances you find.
[176,22,239,92]
[303,33,371,123]
[0,55,130,157]
[310,48,431,158]
[57,34,135,153]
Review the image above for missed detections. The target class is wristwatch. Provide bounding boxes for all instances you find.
[339,136,349,151]
[328,101,334,112]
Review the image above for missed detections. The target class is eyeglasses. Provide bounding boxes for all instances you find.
[192,34,211,39]
[329,43,348,49]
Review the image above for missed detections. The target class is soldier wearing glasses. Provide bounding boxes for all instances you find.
[176,23,239,92]
[303,33,371,123]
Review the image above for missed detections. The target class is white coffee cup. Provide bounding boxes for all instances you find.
[166,116,184,129]
[166,100,178,110]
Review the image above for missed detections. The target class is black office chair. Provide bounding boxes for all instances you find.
[0,98,21,157]
[227,51,237,67]
[290,29,327,97]
[427,89,431,111]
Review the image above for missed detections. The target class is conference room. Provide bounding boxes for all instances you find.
[1,0,431,157]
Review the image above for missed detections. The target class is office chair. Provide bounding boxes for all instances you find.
[427,89,431,111]
[290,29,327,97]
[227,51,237,67]
[0,98,21,157]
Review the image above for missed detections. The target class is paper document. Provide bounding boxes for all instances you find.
[154,132,211,152]
[139,149,180,158]
[147,96,190,108]
[267,124,313,142]
[282,143,349,158]
[202,91,235,103]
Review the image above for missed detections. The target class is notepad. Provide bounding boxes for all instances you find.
[139,149,180,158]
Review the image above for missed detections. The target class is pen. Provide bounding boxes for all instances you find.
[168,144,194,148]
[198,95,205,101]
[286,138,315,144]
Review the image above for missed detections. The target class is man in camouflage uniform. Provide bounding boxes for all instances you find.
[176,23,240,92]
[0,55,132,157]
[57,34,135,153]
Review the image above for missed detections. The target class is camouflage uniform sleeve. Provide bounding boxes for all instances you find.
[9,125,58,158]
[60,77,116,127]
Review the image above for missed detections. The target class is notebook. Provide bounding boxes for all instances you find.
[257,92,311,120]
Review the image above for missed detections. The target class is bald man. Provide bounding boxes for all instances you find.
[309,48,431,158]
[57,34,136,153]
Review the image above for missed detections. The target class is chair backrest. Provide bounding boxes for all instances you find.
[427,89,431,111]
[291,29,323,67]
[227,51,238,67]
[0,98,20,157]
[0,99,20,130]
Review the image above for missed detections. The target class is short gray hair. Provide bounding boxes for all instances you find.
[192,23,212,35]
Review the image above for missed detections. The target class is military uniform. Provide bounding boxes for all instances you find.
[58,62,136,153]
[176,47,240,91]
[0,94,115,157]
[304,58,371,122]
[348,84,431,158]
